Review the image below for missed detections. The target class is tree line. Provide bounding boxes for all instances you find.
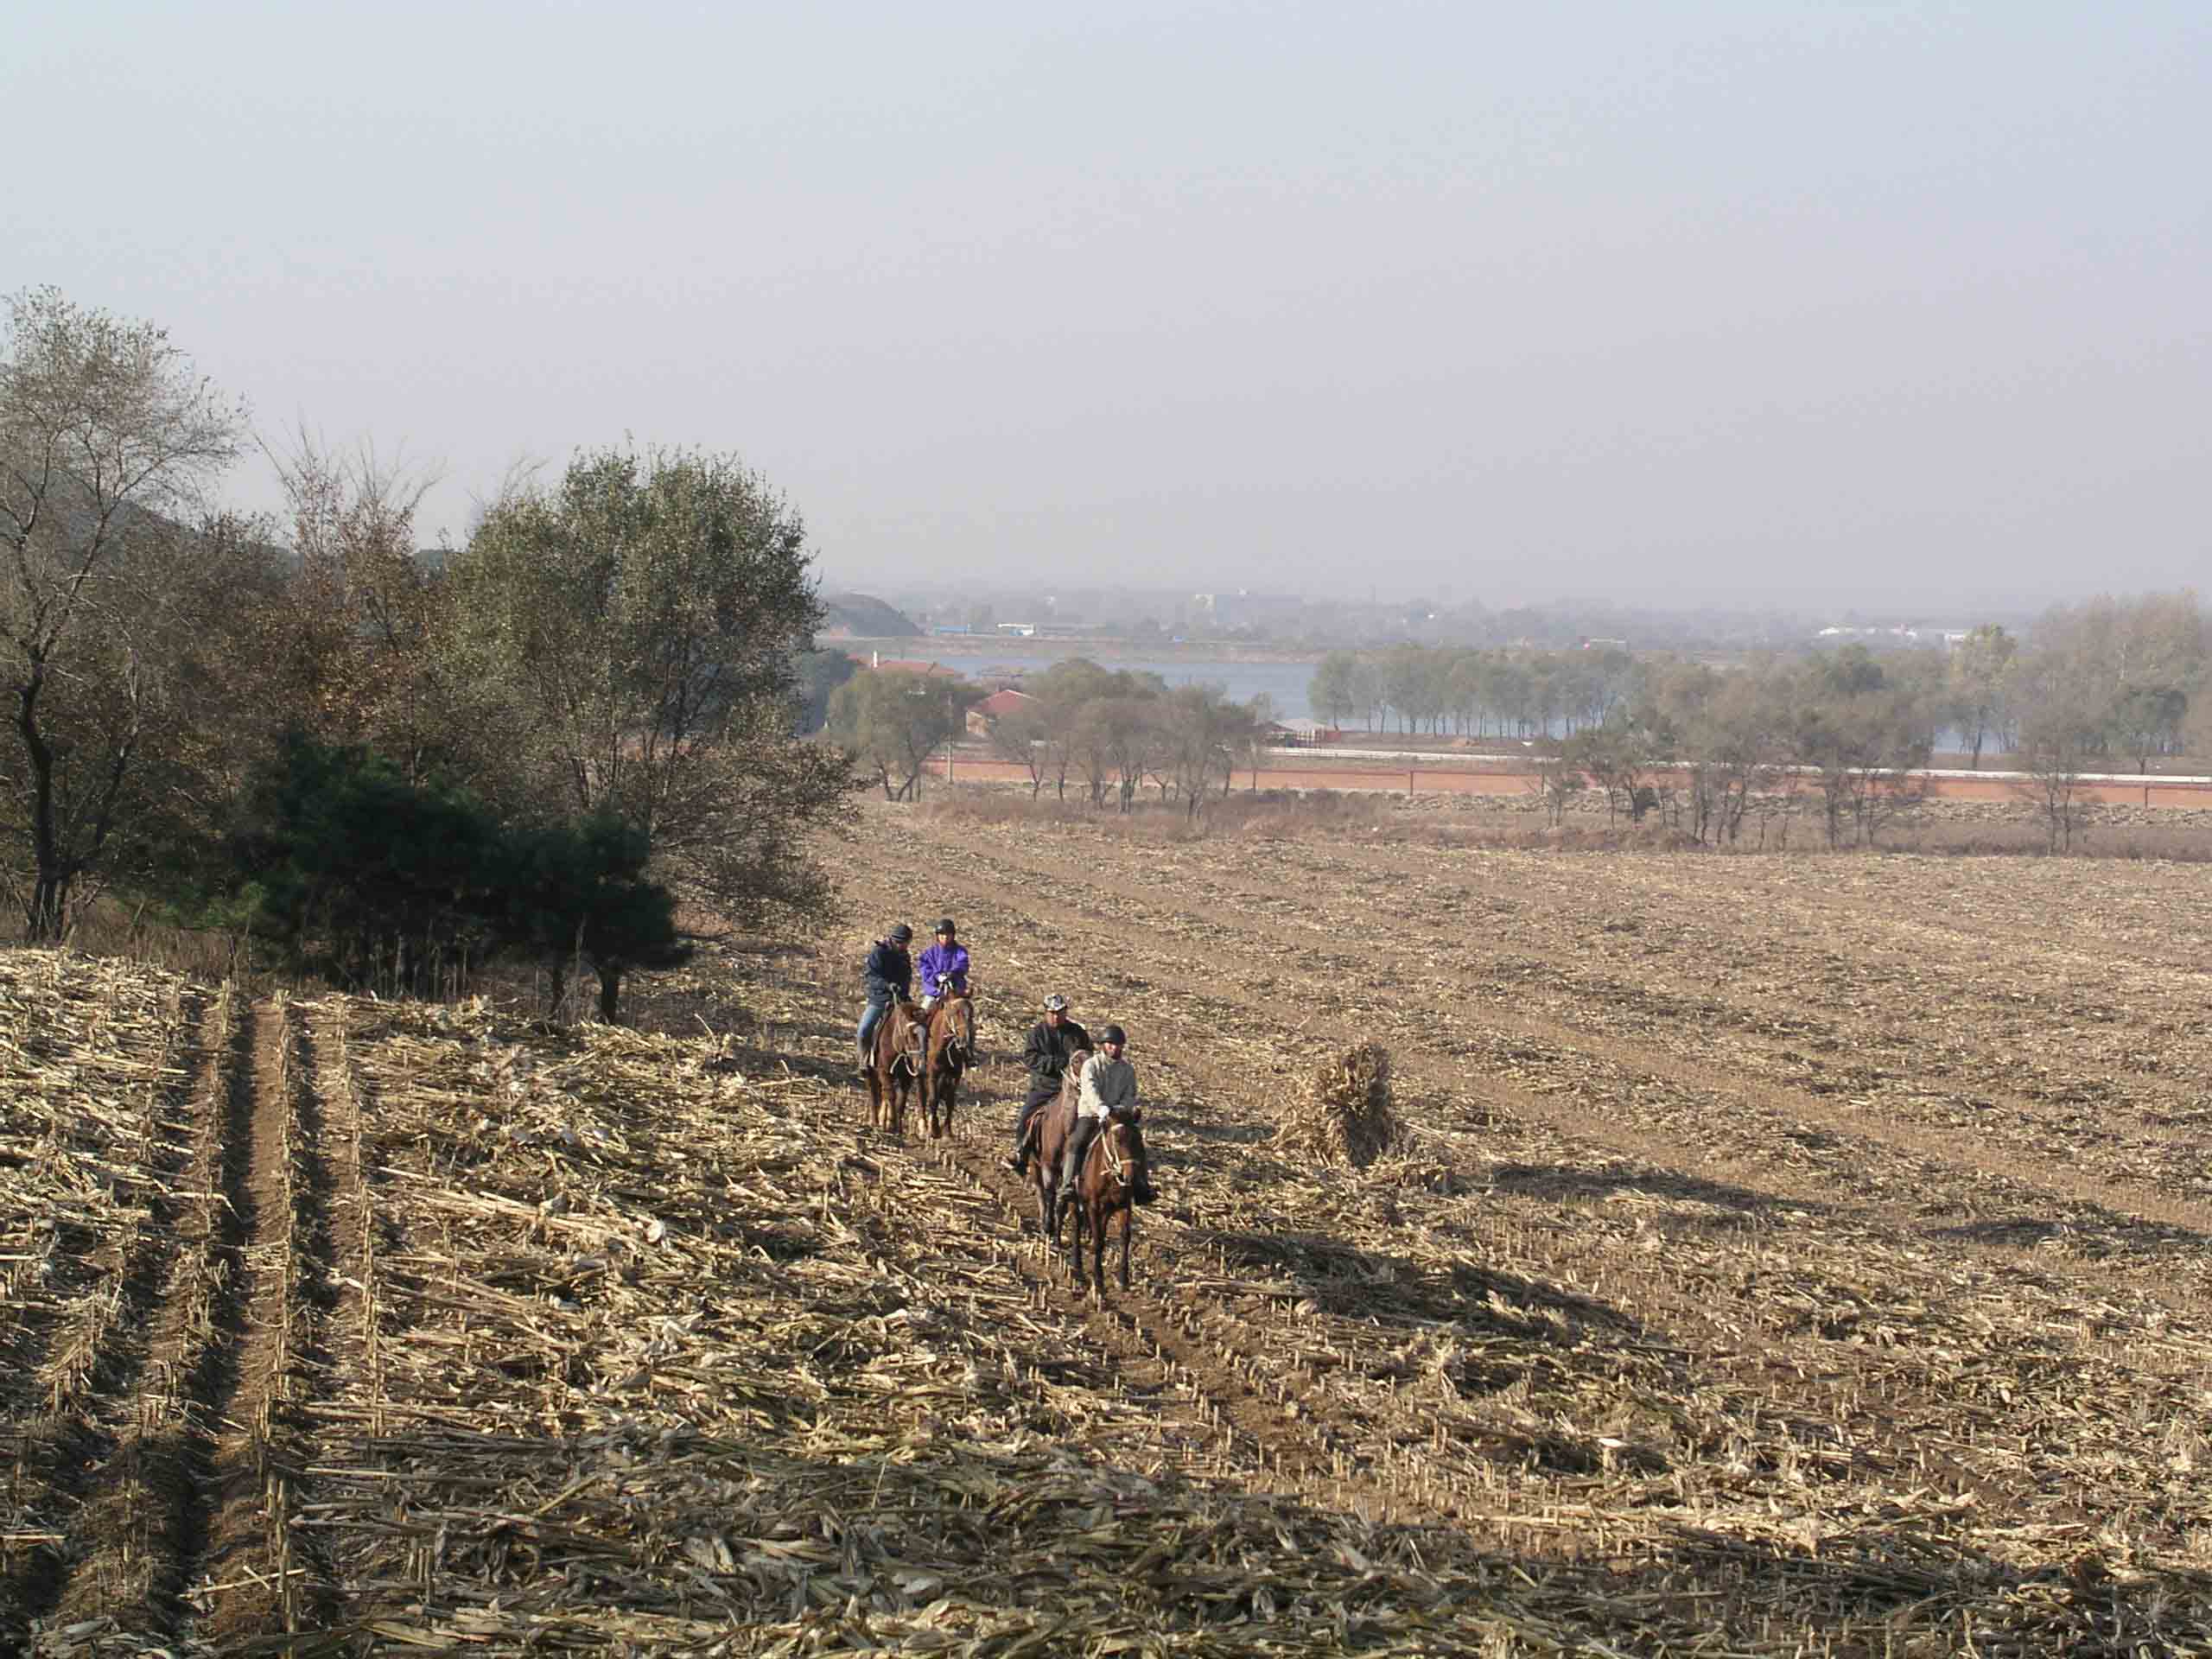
[829,658,1264,817]
[1308,605,2209,766]
[1,287,860,1014]
[1311,601,2209,852]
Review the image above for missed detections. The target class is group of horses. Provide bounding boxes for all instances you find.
[863,994,1150,1294]
[863,989,976,1142]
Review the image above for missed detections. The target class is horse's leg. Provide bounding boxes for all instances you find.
[1090,1199,1108,1300]
[939,1068,958,1140]
[1067,1192,1085,1289]
[1118,1201,1132,1290]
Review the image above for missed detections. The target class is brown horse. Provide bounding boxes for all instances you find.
[1027,1048,1088,1245]
[864,999,929,1139]
[1070,1105,1149,1295]
[920,990,976,1141]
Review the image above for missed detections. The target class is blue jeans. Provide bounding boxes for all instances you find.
[858,998,891,1061]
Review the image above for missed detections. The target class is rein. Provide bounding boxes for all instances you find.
[1092,1118,1135,1191]
[936,999,975,1069]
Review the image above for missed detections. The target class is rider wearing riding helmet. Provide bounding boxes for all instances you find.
[1007,993,1090,1175]
[916,918,969,1010]
[1060,1024,1156,1205]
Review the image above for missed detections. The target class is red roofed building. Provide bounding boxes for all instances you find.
[966,686,1037,735]
[849,652,963,677]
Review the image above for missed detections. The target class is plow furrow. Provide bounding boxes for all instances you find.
[0,985,203,1640]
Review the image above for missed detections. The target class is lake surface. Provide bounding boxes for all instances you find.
[913,651,1984,751]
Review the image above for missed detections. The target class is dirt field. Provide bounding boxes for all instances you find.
[930,751,2212,810]
[4,801,2212,1654]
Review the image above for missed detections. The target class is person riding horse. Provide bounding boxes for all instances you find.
[1007,994,1090,1175]
[916,918,969,1010]
[1060,1025,1157,1206]
[856,923,914,1073]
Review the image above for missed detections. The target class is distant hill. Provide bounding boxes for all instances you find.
[819,592,921,638]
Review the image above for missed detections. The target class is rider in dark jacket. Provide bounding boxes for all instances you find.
[1007,994,1090,1174]
[857,925,914,1069]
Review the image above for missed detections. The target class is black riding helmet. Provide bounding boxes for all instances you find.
[936,917,957,936]
[1101,1025,1126,1046]
[887,924,912,944]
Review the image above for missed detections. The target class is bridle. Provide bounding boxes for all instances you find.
[889,1008,926,1077]
[1093,1116,1136,1190]
[937,995,975,1070]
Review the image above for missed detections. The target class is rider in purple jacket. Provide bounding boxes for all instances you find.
[916,918,970,1007]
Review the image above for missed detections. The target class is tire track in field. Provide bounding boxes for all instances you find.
[308,1001,381,1433]
[13,985,243,1639]
[0,987,207,1641]
[30,995,316,1643]
[923,820,2212,1279]
[188,996,332,1641]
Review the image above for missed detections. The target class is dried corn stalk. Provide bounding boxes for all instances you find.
[1279,1041,1398,1167]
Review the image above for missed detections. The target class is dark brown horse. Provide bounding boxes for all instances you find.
[920,990,976,1141]
[1070,1105,1148,1295]
[864,999,929,1139]
[1026,1048,1088,1245]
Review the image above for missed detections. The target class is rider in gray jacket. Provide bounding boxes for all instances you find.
[1059,1025,1156,1205]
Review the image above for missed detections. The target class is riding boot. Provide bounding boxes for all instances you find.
[1060,1118,1096,1198]
[1008,1097,1043,1173]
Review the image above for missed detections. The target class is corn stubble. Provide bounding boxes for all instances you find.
[3,788,2212,1657]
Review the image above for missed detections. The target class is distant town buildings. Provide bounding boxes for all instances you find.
[852,653,964,677]
[1814,625,1974,648]
[1191,590,1306,632]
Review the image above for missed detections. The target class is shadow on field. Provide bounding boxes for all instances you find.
[264,1421,2212,1656]
[1179,1119,1275,1147]
[1489,1160,1821,1218]
[1926,1205,2212,1261]
[1931,1215,2066,1249]
[1185,1226,1648,1345]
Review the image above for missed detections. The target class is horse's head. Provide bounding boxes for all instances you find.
[891,1005,927,1073]
[940,993,976,1065]
[1098,1109,1147,1192]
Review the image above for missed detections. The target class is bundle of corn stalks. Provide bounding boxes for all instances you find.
[1278,1040,1398,1167]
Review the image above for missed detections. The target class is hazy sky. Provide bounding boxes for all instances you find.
[9,3,2207,612]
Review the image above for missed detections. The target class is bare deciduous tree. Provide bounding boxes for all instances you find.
[0,288,249,936]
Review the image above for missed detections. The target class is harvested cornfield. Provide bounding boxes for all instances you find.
[4,791,2212,1654]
